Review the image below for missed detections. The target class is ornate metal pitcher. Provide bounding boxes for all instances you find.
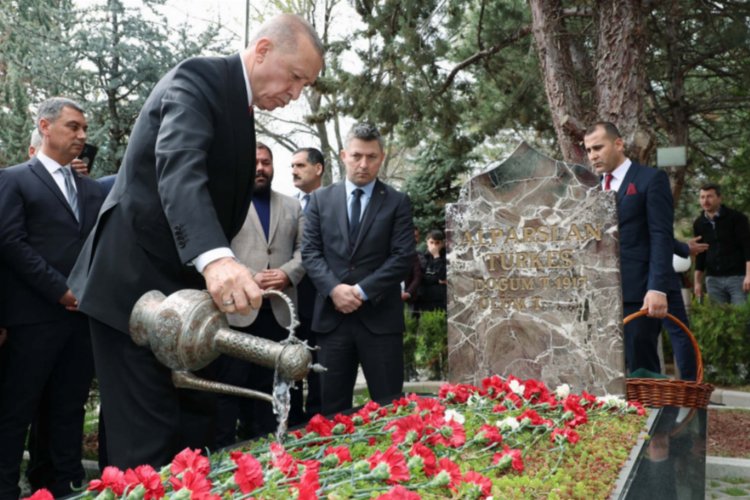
[129,288,320,403]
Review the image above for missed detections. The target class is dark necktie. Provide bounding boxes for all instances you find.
[349,188,363,241]
[604,173,614,191]
[302,193,311,212]
[60,166,79,221]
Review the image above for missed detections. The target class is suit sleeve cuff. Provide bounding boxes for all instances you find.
[193,248,236,274]
[356,284,368,301]
[648,290,667,297]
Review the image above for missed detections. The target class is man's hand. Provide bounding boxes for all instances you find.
[744,275,750,293]
[641,291,668,319]
[687,236,709,256]
[401,291,411,302]
[330,284,363,314]
[254,269,290,291]
[59,289,79,312]
[203,257,262,315]
[71,158,89,176]
[694,282,703,298]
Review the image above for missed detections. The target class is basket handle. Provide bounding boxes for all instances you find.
[623,310,704,383]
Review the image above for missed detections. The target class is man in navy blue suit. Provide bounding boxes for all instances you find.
[0,97,105,499]
[584,122,673,374]
[302,123,415,414]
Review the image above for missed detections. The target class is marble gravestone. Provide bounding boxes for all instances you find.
[446,142,625,395]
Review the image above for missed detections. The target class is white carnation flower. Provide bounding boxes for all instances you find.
[596,394,627,408]
[496,416,520,431]
[554,383,571,399]
[508,379,525,396]
[444,409,465,424]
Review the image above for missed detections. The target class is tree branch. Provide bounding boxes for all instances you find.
[437,25,532,95]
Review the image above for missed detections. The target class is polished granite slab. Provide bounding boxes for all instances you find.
[615,406,707,500]
[445,142,625,395]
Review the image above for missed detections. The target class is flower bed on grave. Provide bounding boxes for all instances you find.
[32,375,647,500]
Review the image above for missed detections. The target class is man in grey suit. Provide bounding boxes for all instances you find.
[217,142,306,444]
[68,15,323,468]
[301,123,415,414]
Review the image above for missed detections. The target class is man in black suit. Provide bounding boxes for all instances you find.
[301,123,415,415]
[0,97,106,499]
[584,121,673,374]
[291,147,325,417]
[67,14,323,469]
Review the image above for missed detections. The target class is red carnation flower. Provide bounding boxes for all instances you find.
[270,442,299,478]
[169,470,213,497]
[523,378,556,406]
[518,409,552,427]
[462,471,492,497]
[230,451,264,494]
[290,461,320,500]
[493,445,524,472]
[25,489,54,500]
[368,446,410,484]
[476,424,503,445]
[305,414,335,436]
[170,448,210,476]
[438,382,476,403]
[333,414,356,434]
[435,457,462,490]
[409,443,437,476]
[324,445,352,465]
[88,466,126,495]
[550,427,580,445]
[385,414,426,444]
[580,390,598,406]
[425,417,466,448]
[376,485,422,499]
[411,395,446,416]
[123,465,165,499]
[562,394,588,427]
[480,374,507,398]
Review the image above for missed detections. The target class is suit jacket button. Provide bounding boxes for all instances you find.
[349,266,355,271]
[267,249,272,255]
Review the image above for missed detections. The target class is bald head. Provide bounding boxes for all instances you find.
[244,14,324,111]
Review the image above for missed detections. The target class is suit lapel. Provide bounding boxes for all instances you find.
[29,160,78,223]
[334,182,349,246]
[267,192,280,245]
[617,163,639,204]
[352,180,386,254]
[247,203,266,244]
[226,54,255,238]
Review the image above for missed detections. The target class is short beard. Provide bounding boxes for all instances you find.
[253,180,271,196]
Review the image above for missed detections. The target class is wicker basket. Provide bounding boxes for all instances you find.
[624,310,714,408]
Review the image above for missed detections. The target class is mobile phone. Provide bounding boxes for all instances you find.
[78,143,98,173]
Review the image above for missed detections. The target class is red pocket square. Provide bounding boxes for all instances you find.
[626,183,637,195]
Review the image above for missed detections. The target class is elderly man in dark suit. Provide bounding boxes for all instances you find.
[302,123,415,415]
[67,14,323,469]
[584,121,673,374]
[0,97,106,499]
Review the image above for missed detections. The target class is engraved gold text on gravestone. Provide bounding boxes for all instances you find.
[466,223,602,311]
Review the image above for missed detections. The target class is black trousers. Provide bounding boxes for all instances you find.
[89,318,216,469]
[296,314,321,418]
[0,317,93,500]
[623,302,663,375]
[215,308,304,447]
[316,314,404,415]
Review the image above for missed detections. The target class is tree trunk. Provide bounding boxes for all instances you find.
[594,0,653,163]
[528,0,589,164]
